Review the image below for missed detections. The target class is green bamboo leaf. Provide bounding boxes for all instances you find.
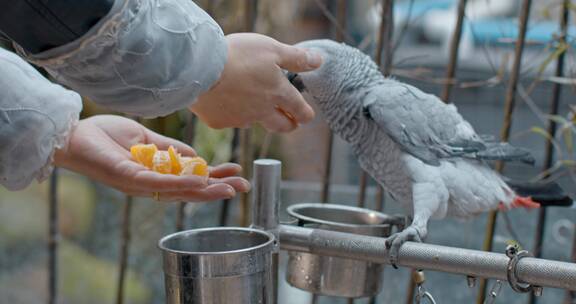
[537,41,568,76]
[531,126,553,141]
[563,127,574,154]
[547,114,570,126]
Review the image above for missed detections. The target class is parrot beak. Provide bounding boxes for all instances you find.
[286,71,306,92]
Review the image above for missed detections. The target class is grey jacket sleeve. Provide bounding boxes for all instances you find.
[15,0,227,118]
[0,48,82,190]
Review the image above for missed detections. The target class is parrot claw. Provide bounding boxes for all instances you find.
[385,226,423,269]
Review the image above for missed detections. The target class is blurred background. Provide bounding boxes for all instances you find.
[1,0,575,303]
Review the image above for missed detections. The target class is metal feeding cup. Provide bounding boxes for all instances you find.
[285,203,393,298]
[159,227,275,304]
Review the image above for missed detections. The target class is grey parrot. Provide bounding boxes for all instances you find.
[288,39,573,265]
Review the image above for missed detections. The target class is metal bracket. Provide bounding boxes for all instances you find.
[505,244,543,296]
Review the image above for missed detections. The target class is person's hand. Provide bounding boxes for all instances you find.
[190,33,323,132]
[53,115,250,202]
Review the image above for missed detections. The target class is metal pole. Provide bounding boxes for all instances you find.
[279,225,576,291]
[441,0,468,103]
[477,1,532,302]
[48,169,59,304]
[252,159,281,232]
[251,159,282,304]
[532,2,571,303]
[116,196,133,304]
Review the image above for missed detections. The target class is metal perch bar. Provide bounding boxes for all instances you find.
[279,225,576,292]
[243,159,576,303]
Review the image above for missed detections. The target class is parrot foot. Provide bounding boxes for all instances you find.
[385,225,423,269]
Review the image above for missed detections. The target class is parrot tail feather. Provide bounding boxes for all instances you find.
[498,197,540,211]
[505,179,574,207]
[512,196,540,209]
[474,142,535,165]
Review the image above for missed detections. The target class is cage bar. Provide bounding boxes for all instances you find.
[530,1,571,303]
[48,169,59,304]
[175,113,197,231]
[478,0,533,303]
[115,196,133,304]
[440,0,468,103]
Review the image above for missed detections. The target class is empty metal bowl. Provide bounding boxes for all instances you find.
[285,203,392,298]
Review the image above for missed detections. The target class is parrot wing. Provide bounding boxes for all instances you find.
[364,82,486,166]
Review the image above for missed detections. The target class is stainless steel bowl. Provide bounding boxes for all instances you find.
[159,227,275,304]
[285,203,392,298]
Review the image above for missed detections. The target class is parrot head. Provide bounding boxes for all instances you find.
[288,39,385,141]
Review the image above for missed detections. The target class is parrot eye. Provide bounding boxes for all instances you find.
[362,107,372,119]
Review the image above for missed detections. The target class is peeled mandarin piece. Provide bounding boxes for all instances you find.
[179,162,197,176]
[192,162,209,177]
[168,146,182,175]
[152,151,172,174]
[179,157,195,169]
[179,158,209,177]
[190,156,207,165]
[130,144,158,169]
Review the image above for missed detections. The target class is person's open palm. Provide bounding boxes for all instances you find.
[54,115,250,202]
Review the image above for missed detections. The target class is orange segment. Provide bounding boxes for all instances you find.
[130,144,157,169]
[179,157,209,177]
[168,146,182,175]
[130,144,208,176]
[192,162,209,177]
[152,151,172,174]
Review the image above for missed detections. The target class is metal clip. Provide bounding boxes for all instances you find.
[505,244,543,296]
[414,270,437,304]
[467,276,477,288]
[484,280,502,304]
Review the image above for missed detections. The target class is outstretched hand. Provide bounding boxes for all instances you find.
[54,115,250,202]
[190,33,323,132]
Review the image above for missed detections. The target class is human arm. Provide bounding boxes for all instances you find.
[0,48,248,199]
[0,0,321,131]
[0,47,81,190]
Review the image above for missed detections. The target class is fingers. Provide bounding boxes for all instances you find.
[275,42,323,72]
[274,83,315,124]
[135,177,250,202]
[145,130,197,157]
[131,168,208,191]
[260,108,298,132]
[210,163,243,178]
[161,184,237,202]
[209,176,251,193]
